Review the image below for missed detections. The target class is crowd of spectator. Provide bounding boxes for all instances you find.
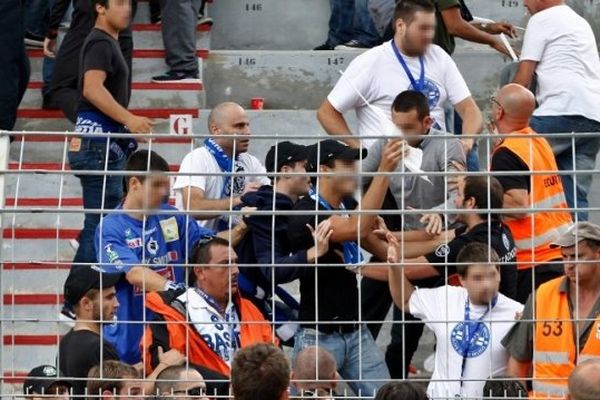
[4,0,600,398]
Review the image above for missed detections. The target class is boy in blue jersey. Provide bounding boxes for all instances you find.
[95,149,215,363]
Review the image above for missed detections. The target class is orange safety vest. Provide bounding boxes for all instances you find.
[141,291,278,376]
[493,127,572,270]
[532,277,600,398]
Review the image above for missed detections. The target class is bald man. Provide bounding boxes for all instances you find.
[568,360,600,400]
[156,366,209,400]
[173,102,270,233]
[490,84,572,303]
[292,346,338,399]
[513,0,600,221]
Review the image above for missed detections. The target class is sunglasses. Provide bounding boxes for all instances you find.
[490,96,503,109]
[173,386,207,397]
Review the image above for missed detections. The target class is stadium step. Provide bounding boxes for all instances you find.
[27,49,207,83]
[21,81,205,110]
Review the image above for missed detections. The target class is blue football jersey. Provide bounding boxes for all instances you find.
[95,203,214,363]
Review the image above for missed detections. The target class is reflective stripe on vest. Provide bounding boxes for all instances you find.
[533,278,600,398]
[535,351,570,364]
[532,380,568,397]
[494,128,572,269]
[513,222,571,250]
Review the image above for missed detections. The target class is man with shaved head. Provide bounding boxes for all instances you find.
[173,102,270,233]
[568,360,600,400]
[292,346,338,399]
[490,84,572,303]
[513,0,600,221]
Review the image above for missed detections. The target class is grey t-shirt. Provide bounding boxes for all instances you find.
[362,128,466,229]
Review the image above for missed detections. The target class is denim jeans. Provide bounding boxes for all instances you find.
[68,139,127,267]
[293,326,390,397]
[327,0,381,47]
[530,115,600,221]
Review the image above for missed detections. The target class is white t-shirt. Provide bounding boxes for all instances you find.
[409,285,523,399]
[179,288,241,367]
[327,40,471,148]
[521,5,600,122]
[173,146,270,231]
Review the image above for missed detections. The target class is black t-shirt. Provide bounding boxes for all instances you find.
[78,28,130,114]
[288,196,360,325]
[491,148,531,192]
[425,221,519,300]
[58,329,120,396]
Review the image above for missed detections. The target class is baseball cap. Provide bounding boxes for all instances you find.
[550,222,600,248]
[63,266,123,306]
[23,365,71,396]
[307,139,367,172]
[265,141,309,174]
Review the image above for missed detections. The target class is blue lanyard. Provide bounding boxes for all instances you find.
[460,296,498,379]
[308,187,364,266]
[390,40,425,92]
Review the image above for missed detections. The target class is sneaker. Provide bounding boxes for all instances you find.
[24,32,44,48]
[334,40,370,50]
[313,43,335,51]
[198,14,214,27]
[151,71,202,84]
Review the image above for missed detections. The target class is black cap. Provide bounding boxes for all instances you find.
[63,266,123,306]
[23,365,71,395]
[307,139,367,172]
[265,141,309,174]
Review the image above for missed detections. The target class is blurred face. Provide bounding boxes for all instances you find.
[131,173,170,211]
[97,0,131,31]
[454,179,475,222]
[562,241,600,285]
[321,159,358,196]
[195,245,239,305]
[32,384,70,400]
[92,287,119,323]
[459,265,501,305]
[168,370,209,400]
[211,106,251,155]
[391,108,433,146]
[395,11,436,56]
[281,160,310,196]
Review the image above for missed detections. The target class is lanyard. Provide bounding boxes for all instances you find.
[308,187,364,266]
[460,296,498,380]
[390,40,425,92]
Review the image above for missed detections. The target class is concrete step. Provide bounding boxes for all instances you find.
[2,265,69,295]
[2,238,75,262]
[209,0,330,50]
[12,110,357,160]
[132,23,211,50]
[3,343,59,372]
[21,81,205,110]
[12,107,200,132]
[27,49,207,83]
[203,48,509,109]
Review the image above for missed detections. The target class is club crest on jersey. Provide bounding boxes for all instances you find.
[451,322,490,358]
[435,244,450,258]
[160,217,180,243]
[147,238,159,255]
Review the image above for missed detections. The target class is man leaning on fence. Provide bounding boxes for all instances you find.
[490,83,572,304]
[503,222,600,398]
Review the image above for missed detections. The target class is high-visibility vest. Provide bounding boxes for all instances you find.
[532,277,600,398]
[141,290,277,376]
[493,127,572,270]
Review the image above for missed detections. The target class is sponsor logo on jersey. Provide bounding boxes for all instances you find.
[127,237,142,249]
[160,217,180,242]
[104,244,120,263]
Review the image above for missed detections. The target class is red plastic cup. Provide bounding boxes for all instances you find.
[250,97,265,110]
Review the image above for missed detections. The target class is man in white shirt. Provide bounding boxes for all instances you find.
[173,102,271,232]
[388,240,523,399]
[513,0,600,221]
[317,0,482,155]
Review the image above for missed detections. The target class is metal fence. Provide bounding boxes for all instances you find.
[0,130,598,399]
